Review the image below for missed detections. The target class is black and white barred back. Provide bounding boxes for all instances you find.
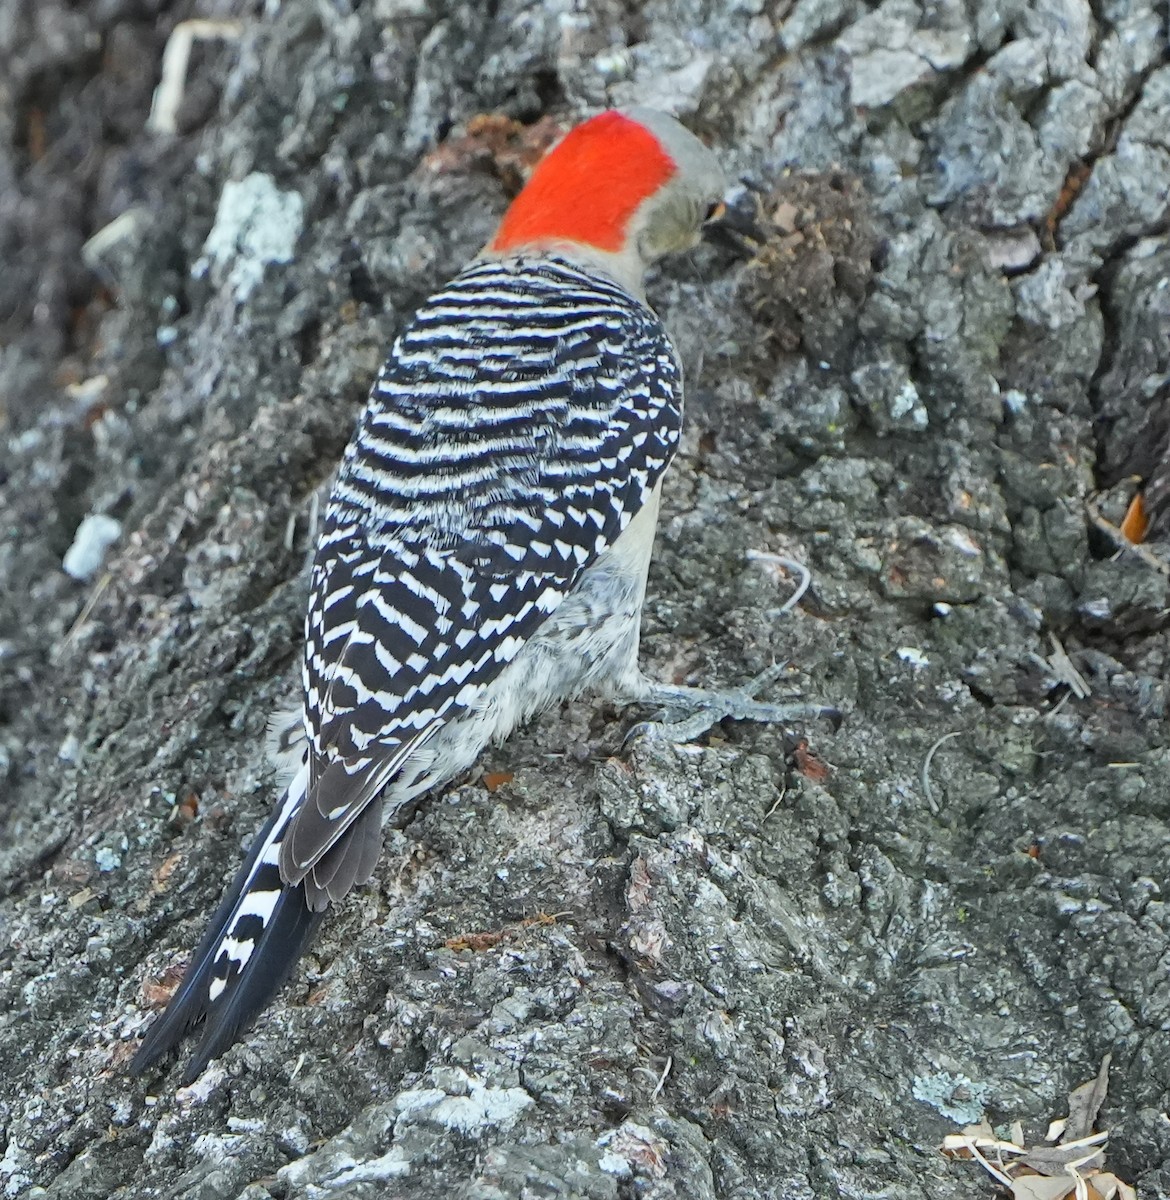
[132,256,684,1081]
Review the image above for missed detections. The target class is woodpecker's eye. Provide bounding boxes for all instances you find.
[704,200,727,224]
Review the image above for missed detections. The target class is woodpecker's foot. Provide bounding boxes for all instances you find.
[622,662,839,747]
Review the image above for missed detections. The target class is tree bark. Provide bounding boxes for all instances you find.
[2,1,1169,1197]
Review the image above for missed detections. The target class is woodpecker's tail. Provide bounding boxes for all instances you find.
[131,763,325,1083]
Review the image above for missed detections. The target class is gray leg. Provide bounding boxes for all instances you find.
[620,661,839,746]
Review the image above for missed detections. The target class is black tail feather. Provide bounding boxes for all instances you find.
[178,889,324,1084]
[131,768,322,1080]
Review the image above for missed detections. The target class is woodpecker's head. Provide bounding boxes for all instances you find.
[483,107,727,295]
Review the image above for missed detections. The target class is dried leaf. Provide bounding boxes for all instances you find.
[482,770,514,793]
[793,739,831,781]
[142,981,174,1007]
[445,929,507,952]
[627,857,654,911]
[772,200,800,233]
[151,850,183,893]
[941,1120,1020,1153]
[1011,1176,1076,1200]
[962,1120,999,1140]
[1046,1118,1069,1142]
[1019,1138,1105,1177]
[168,788,200,832]
[520,912,559,928]
[141,964,184,1008]
[1057,1133,1111,1153]
[1089,1173,1138,1200]
[1120,493,1148,544]
[940,1134,977,1158]
[421,114,561,192]
[940,1057,1136,1200]
[1064,1056,1111,1142]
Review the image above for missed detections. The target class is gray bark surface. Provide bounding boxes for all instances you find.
[1,1,1169,1197]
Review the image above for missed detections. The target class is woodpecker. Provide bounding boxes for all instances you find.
[132,108,830,1083]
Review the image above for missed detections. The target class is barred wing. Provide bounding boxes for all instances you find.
[288,257,683,881]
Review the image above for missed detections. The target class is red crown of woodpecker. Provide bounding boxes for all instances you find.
[489,111,678,255]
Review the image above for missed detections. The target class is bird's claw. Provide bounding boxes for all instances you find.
[622,662,839,748]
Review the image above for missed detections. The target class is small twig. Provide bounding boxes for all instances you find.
[651,1055,673,1101]
[1046,632,1092,700]
[921,731,960,815]
[762,783,789,823]
[81,210,147,278]
[148,20,245,136]
[61,572,113,651]
[746,549,812,614]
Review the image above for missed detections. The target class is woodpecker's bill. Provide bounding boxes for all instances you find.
[132,108,824,1083]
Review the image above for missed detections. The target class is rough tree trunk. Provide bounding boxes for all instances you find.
[1,1,1169,1197]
